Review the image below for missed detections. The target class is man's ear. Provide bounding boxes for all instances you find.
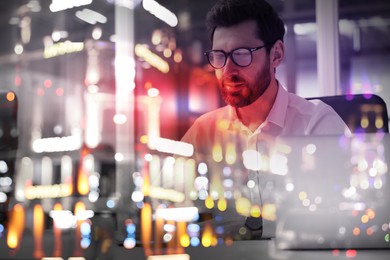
[271,40,284,68]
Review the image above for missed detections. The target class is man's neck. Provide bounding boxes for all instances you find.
[236,81,279,132]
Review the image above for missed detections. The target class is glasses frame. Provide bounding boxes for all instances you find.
[204,44,267,69]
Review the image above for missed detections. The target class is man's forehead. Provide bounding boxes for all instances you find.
[212,21,263,48]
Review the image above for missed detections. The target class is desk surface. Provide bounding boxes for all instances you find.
[1,230,389,260]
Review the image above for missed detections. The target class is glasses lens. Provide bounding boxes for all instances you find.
[232,48,252,67]
[208,51,226,68]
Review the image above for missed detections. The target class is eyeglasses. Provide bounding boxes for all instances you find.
[204,45,266,69]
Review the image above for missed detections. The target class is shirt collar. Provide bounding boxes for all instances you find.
[266,84,288,128]
[227,105,242,131]
[225,83,288,131]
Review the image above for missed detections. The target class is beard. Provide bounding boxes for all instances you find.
[220,60,271,108]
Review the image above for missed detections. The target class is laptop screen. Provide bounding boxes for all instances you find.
[273,133,390,249]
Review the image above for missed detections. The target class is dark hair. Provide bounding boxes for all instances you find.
[206,0,285,52]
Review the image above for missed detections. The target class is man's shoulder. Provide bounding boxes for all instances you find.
[286,92,330,113]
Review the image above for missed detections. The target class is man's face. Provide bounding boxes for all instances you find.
[212,20,272,108]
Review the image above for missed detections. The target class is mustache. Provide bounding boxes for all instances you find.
[223,74,244,84]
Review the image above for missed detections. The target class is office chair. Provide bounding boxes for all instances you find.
[307,94,389,133]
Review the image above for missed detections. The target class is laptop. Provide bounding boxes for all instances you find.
[272,133,390,250]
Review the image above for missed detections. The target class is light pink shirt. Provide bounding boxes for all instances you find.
[181,84,350,238]
[182,85,350,156]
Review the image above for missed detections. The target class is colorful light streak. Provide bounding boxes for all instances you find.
[49,0,92,12]
[135,44,169,73]
[155,207,199,222]
[142,0,178,27]
[73,201,87,257]
[6,204,25,250]
[141,202,152,256]
[148,187,185,203]
[25,184,73,199]
[32,135,82,153]
[44,41,84,59]
[33,204,45,259]
[52,203,63,256]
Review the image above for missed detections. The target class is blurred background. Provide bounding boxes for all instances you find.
[0,0,389,147]
[0,0,390,258]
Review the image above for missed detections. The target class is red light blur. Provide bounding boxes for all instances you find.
[346,249,357,258]
[144,81,152,90]
[44,79,52,88]
[37,88,45,96]
[56,88,64,96]
[14,75,21,86]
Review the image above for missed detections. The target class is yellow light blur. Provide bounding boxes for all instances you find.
[163,48,172,58]
[250,205,261,218]
[140,135,148,144]
[205,196,214,209]
[211,236,218,247]
[142,165,150,197]
[375,117,384,129]
[262,203,277,221]
[44,41,84,59]
[53,203,63,257]
[180,234,190,247]
[173,49,182,63]
[74,201,86,215]
[361,116,369,128]
[141,203,153,256]
[154,208,164,254]
[77,168,89,195]
[361,215,369,224]
[25,184,73,199]
[6,92,16,101]
[7,204,25,250]
[235,197,251,216]
[298,191,307,200]
[151,30,162,45]
[7,229,18,249]
[225,143,236,165]
[367,208,376,219]
[135,44,169,73]
[217,197,227,212]
[212,144,223,162]
[32,136,82,153]
[201,223,213,247]
[176,221,187,254]
[33,204,45,259]
[217,119,229,130]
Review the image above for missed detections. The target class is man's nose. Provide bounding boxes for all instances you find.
[223,56,239,73]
